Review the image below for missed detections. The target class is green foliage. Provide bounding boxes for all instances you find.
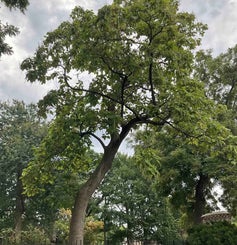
[20,0,220,203]
[0,22,19,56]
[53,209,104,244]
[22,135,100,196]
[194,45,237,216]
[54,208,71,242]
[195,46,237,112]
[0,100,48,230]
[0,0,29,56]
[20,0,209,138]
[132,121,237,227]
[129,44,237,228]
[21,225,50,245]
[187,222,237,245]
[0,226,50,245]
[96,154,181,244]
[0,0,29,11]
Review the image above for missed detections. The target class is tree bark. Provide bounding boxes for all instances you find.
[193,173,209,225]
[68,136,122,245]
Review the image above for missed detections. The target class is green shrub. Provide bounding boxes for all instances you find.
[0,228,15,244]
[187,221,237,245]
[21,225,50,244]
[0,226,50,245]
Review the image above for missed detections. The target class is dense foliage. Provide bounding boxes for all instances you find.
[187,222,237,245]
[194,45,237,217]
[95,154,181,244]
[0,0,29,11]
[132,123,237,227]
[0,100,47,240]
[131,43,237,227]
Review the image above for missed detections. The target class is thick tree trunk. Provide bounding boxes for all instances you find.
[68,137,122,245]
[193,173,209,225]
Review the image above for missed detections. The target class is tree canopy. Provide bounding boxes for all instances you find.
[194,45,237,216]
[0,100,47,241]
[131,43,237,227]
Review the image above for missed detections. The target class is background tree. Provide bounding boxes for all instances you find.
[130,45,237,227]
[23,171,80,241]
[96,154,181,245]
[0,0,29,56]
[132,126,236,227]
[194,45,237,217]
[0,100,47,241]
[20,0,233,244]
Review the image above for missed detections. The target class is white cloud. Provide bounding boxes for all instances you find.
[179,0,237,55]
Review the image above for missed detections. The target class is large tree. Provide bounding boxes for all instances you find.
[0,100,47,241]
[0,0,29,56]
[133,126,236,226]
[194,45,237,216]
[20,0,232,244]
[131,45,237,227]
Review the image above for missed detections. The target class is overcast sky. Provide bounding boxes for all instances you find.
[0,0,237,104]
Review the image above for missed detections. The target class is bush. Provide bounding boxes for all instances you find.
[0,228,16,244]
[21,225,50,244]
[0,226,50,245]
[187,221,237,245]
